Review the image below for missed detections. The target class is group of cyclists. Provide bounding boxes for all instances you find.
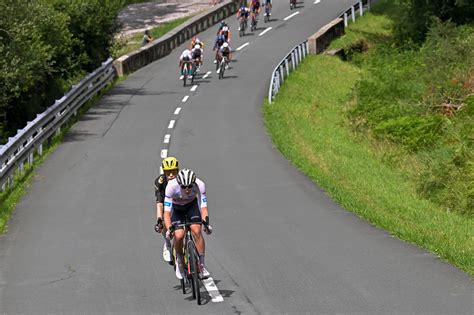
[166,0,276,286]
[178,0,274,79]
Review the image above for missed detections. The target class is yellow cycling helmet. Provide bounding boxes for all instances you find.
[161,156,179,171]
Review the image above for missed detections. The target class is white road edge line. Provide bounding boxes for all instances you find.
[190,85,198,92]
[258,27,272,36]
[202,277,224,303]
[163,134,171,144]
[236,42,250,51]
[160,149,168,158]
[182,95,189,103]
[168,120,175,129]
[174,107,182,115]
[284,11,299,21]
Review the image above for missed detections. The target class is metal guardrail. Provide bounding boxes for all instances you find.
[268,41,310,103]
[268,0,370,104]
[0,58,116,191]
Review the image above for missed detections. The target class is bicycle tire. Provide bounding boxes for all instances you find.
[219,60,224,79]
[183,64,187,86]
[188,240,201,304]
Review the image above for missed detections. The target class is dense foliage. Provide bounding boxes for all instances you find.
[345,1,473,216]
[0,0,131,144]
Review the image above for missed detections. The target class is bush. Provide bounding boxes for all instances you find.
[346,11,473,216]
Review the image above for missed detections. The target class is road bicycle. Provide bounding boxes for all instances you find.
[181,62,192,86]
[264,4,271,23]
[239,16,247,37]
[250,13,258,32]
[218,56,228,79]
[290,0,296,10]
[171,214,203,305]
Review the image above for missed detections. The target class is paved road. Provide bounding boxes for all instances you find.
[0,1,472,314]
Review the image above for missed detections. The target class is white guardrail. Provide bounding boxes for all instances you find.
[268,0,370,104]
[0,58,116,191]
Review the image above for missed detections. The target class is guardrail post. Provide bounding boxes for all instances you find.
[302,44,306,58]
[38,143,43,156]
[344,12,348,27]
[285,59,290,76]
[359,1,364,16]
[298,45,303,62]
[55,127,61,137]
[367,0,371,10]
[351,6,356,22]
[28,153,34,166]
[305,41,310,55]
[291,51,296,70]
[279,66,284,83]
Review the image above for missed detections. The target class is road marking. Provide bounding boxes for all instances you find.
[179,75,184,80]
[258,27,272,36]
[163,134,170,144]
[174,107,182,115]
[182,95,189,103]
[284,11,299,21]
[202,277,224,303]
[168,120,175,129]
[314,0,320,3]
[236,42,250,51]
[160,149,168,158]
[190,85,198,92]
[203,71,212,79]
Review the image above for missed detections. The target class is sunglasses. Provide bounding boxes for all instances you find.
[180,184,193,189]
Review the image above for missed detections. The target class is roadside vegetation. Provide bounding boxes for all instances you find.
[0,0,195,232]
[263,0,473,274]
[111,16,195,58]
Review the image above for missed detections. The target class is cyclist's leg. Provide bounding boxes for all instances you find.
[171,209,185,263]
[187,201,207,275]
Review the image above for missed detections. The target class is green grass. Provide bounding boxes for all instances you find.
[263,55,473,275]
[112,15,197,58]
[0,78,120,234]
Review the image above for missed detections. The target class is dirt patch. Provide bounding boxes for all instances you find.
[118,1,219,37]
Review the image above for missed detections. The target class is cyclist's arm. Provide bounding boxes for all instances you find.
[197,179,209,221]
[155,176,166,220]
[163,196,172,230]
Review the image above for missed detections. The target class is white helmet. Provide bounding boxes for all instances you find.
[222,42,229,48]
[176,168,196,187]
[194,44,201,49]
[222,26,229,32]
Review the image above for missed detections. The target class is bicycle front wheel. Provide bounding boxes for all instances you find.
[187,240,201,305]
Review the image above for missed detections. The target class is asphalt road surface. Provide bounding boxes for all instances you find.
[0,1,472,314]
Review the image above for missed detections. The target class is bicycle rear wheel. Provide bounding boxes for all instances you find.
[187,240,201,305]
[182,64,187,86]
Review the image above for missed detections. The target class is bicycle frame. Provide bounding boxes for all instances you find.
[173,215,202,304]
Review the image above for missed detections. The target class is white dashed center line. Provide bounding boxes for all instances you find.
[258,27,272,36]
[179,75,184,80]
[314,0,320,3]
[182,95,189,102]
[168,120,175,129]
[284,11,299,21]
[202,277,224,303]
[190,85,198,92]
[174,107,182,115]
[163,134,170,144]
[203,71,212,79]
[236,42,250,51]
[160,149,168,158]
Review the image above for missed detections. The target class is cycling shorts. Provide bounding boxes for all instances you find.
[192,51,201,59]
[252,3,260,12]
[171,198,202,228]
[182,56,191,62]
